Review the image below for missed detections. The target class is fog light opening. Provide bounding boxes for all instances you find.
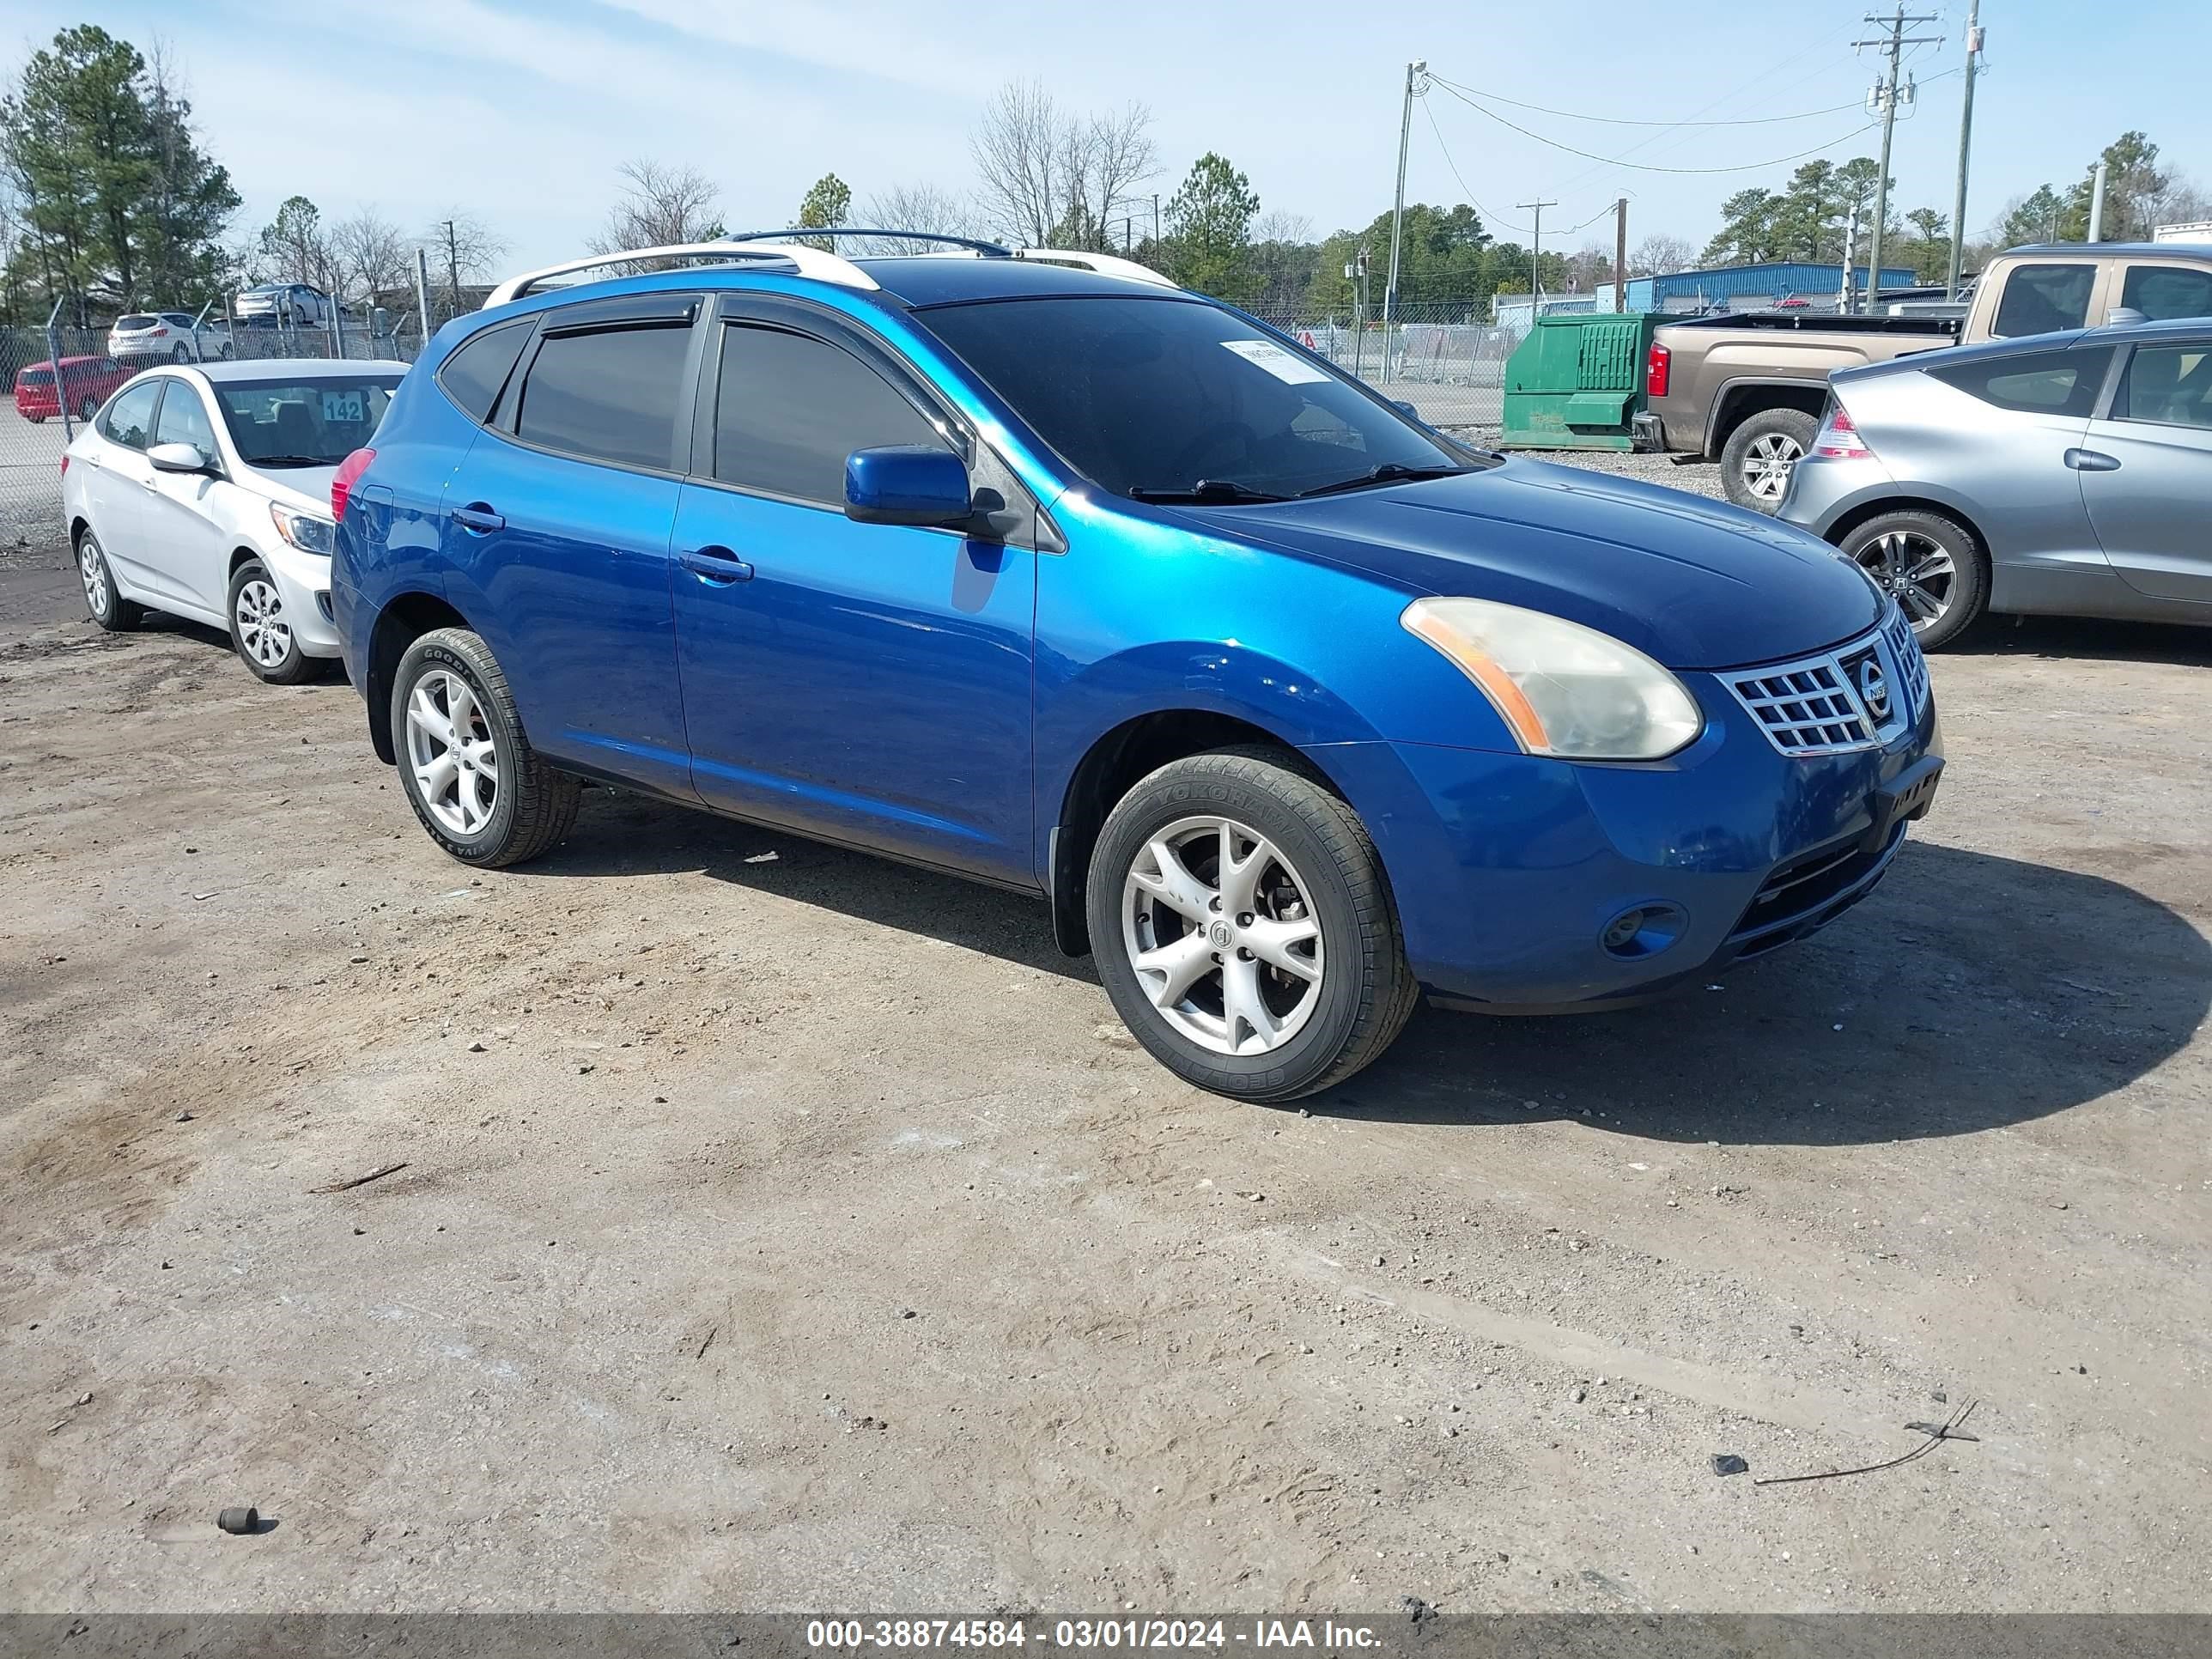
[1601,902,1686,960]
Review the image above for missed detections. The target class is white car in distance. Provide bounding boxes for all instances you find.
[106,311,232,362]
[62,361,406,684]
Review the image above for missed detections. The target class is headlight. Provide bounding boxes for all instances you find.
[1401,596,1703,761]
[269,501,336,556]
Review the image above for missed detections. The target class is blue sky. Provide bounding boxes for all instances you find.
[3,0,2205,272]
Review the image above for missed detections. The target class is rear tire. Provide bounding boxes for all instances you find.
[391,628,580,867]
[1720,407,1820,514]
[1838,508,1986,651]
[1086,745,1418,1103]
[76,529,143,631]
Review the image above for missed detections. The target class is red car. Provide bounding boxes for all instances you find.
[15,355,134,423]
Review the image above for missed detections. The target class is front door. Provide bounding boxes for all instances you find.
[142,376,233,615]
[436,293,704,799]
[2079,337,2212,605]
[671,305,1037,884]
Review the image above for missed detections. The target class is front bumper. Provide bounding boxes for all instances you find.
[259,542,342,658]
[1309,651,1942,1010]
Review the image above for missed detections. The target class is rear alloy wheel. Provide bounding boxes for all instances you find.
[228,558,313,684]
[1088,746,1417,1103]
[76,529,143,631]
[1839,508,1986,651]
[76,393,99,422]
[1720,407,1820,514]
[171,343,191,363]
[392,627,580,866]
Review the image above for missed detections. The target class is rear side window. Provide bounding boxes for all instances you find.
[1929,346,2112,416]
[437,319,532,423]
[515,323,691,470]
[100,380,162,449]
[1990,264,2095,337]
[711,325,947,504]
[2120,265,2212,323]
[2111,345,2212,429]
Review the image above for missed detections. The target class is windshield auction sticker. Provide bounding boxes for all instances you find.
[1220,338,1330,385]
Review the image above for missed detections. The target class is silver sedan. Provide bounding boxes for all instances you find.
[1778,318,2212,649]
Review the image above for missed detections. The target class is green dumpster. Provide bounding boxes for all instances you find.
[1498,312,1662,451]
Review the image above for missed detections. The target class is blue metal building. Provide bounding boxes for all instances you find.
[1620,262,1919,311]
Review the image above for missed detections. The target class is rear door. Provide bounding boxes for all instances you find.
[668,297,1038,884]
[2078,335,2212,605]
[79,378,169,598]
[436,292,703,799]
[2112,260,2212,325]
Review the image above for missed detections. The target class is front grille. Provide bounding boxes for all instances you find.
[1725,605,1927,757]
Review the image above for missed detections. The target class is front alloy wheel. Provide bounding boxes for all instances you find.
[1122,815,1325,1057]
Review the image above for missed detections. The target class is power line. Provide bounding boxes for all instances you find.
[1427,79,1881,175]
[1425,73,1863,129]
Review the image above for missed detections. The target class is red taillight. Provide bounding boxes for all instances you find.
[1813,404,1872,459]
[331,447,376,520]
[1645,340,1671,400]
[149,328,167,337]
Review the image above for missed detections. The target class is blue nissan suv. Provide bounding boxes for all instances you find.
[330,232,1942,1102]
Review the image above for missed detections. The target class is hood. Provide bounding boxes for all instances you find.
[1189,458,1881,670]
[240,463,339,520]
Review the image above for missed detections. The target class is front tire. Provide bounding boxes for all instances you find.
[1838,508,1986,650]
[228,558,313,684]
[76,529,143,631]
[391,628,580,867]
[1086,746,1418,1103]
[1720,407,1820,514]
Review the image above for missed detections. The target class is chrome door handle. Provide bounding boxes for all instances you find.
[452,502,505,532]
[2063,448,2121,472]
[680,547,753,585]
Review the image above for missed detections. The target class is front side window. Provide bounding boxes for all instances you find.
[153,381,219,453]
[1990,264,2095,337]
[100,380,161,449]
[2112,345,2212,429]
[212,376,401,466]
[712,325,949,503]
[514,323,691,470]
[915,295,1469,499]
[1930,347,2112,416]
[2120,265,2212,323]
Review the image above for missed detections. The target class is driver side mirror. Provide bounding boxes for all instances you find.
[148,441,213,475]
[844,446,972,528]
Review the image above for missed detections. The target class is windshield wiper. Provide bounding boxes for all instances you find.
[1127,479,1286,505]
[246,455,332,468]
[1295,462,1469,499]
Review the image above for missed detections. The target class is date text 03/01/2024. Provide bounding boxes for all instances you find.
[804,1620,1385,1650]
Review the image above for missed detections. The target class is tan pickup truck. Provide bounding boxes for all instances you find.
[1641,242,2212,510]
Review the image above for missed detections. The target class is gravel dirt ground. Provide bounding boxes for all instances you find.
[2,454,2208,1615]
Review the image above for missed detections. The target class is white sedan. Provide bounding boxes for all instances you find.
[62,360,406,684]
[106,311,232,362]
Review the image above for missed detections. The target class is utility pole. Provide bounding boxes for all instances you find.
[1517,199,1558,321]
[414,247,433,349]
[1944,0,1983,300]
[2087,159,2108,243]
[1383,60,1428,379]
[1613,197,1629,313]
[1856,6,1940,313]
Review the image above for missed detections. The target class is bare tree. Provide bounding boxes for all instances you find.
[852,183,982,252]
[969,80,1156,251]
[1253,210,1314,247]
[590,160,725,257]
[329,209,409,307]
[1564,243,1613,293]
[417,210,508,317]
[1629,234,1696,276]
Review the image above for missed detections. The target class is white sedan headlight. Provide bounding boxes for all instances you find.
[269,501,336,556]
[1401,596,1703,761]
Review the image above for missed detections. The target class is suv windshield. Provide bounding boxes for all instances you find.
[915,295,1474,501]
[212,376,401,466]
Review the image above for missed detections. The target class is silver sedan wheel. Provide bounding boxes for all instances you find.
[1740,432,1803,501]
[405,669,501,838]
[78,539,109,618]
[234,578,292,668]
[1856,529,1956,632]
[1121,814,1324,1057]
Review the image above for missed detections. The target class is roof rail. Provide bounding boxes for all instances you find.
[1009,248,1180,289]
[720,228,1014,257]
[483,240,879,308]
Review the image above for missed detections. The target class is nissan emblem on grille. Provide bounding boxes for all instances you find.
[1858,656,1892,720]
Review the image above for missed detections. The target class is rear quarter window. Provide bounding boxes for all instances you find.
[435,319,533,423]
[1929,346,2112,416]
